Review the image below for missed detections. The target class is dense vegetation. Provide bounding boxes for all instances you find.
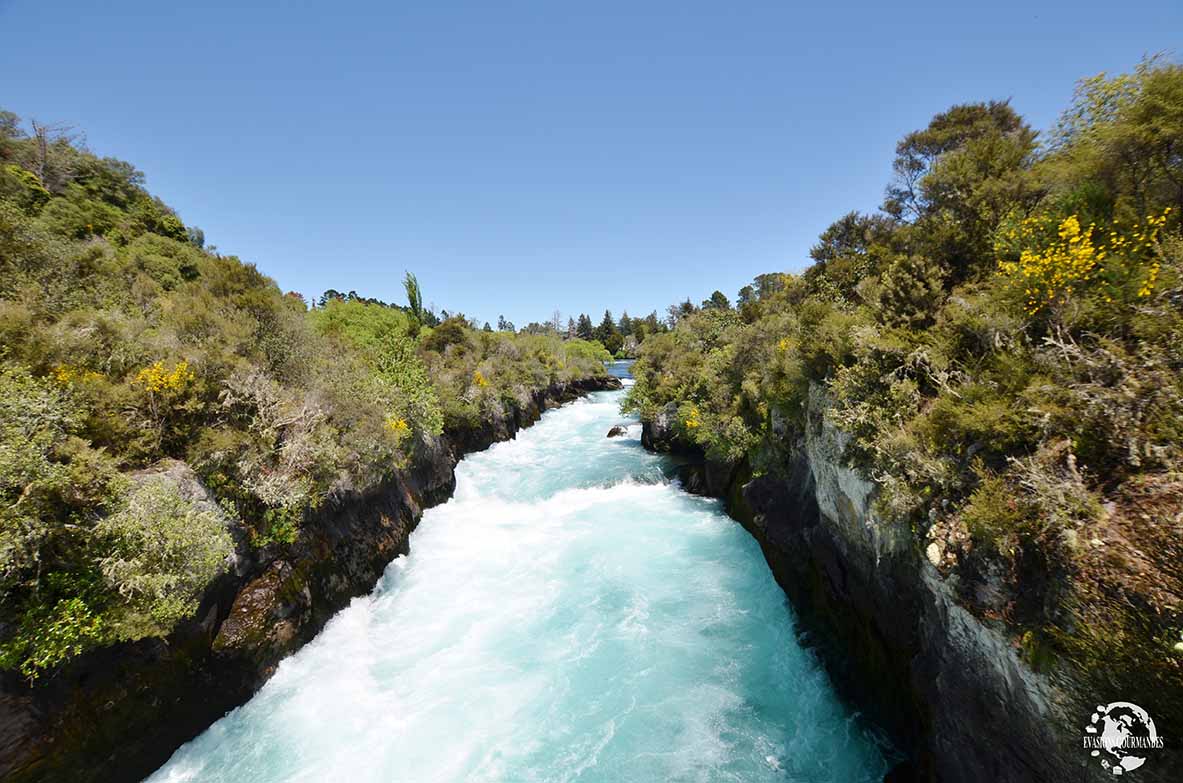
[626,61,1183,712]
[0,117,609,679]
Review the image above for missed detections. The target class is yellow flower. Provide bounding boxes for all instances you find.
[997,210,1169,313]
[134,360,195,393]
[472,370,489,388]
[384,416,411,440]
[52,365,102,385]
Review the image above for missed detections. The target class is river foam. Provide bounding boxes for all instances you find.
[148,372,892,782]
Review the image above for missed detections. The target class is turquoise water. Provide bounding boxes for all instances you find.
[147,365,892,783]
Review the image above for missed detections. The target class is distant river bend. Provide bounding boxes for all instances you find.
[149,364,893,783]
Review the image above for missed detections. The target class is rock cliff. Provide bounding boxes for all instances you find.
[643,386,1160,782]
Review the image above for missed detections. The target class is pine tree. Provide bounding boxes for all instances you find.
[618,311,632,335]
[576,313,594,339]
[594,310,615,344]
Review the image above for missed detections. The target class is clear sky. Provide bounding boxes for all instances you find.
[1,1,1179,327]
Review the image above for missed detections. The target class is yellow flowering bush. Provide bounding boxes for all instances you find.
[130,360,199,457]
[384,415,411,442]
[51,365,102,385]
[998,209,1170,314]
[134,360,195,393]
[471,369,489,388]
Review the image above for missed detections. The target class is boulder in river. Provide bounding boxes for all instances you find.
[606,425,629,438]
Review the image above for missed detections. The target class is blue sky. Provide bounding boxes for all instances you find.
[1,1,1179,327]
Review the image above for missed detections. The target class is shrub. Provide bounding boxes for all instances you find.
[96,477,233,639]
[0,591,105,680]
[997,210,1170,315]
[564,338,612,363]
[960,469,1034,549]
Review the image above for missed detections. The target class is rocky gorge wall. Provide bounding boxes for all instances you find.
[0,375,620,783]
[642,386,1140,783]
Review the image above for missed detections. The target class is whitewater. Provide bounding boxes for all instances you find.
[148,365,893,782]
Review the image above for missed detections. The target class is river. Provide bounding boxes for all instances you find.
[147,363,893,782]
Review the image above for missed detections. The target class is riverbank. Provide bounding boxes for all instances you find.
[0,375,620,783]
[641,388,1123,783]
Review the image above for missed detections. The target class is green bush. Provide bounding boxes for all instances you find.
[96,477,234,639]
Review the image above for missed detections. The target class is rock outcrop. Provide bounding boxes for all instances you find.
[639,401,682,453]
[0,374,620,783]
[640,402,738,496]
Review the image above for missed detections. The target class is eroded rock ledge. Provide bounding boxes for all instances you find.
[0,375,620,783]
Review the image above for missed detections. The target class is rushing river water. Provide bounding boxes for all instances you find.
[148,364,893,783]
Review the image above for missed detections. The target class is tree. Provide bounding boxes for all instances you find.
[318,289,344,308]
[809,212,896,265]
[801,213,899,303]
[883,101,1040,281]
[497,315,514,332]
[0,110,22,161]
[403,272,424,325]
[884,101,1031,221]
[482,321,493,332]
[753,273,787,299]
[666,299,696,328]
[28,119,80,193]
[0,106,632,685]
[1052,61,1183,217]
[566,317,576,339]
[701,290,731,310]
[550,309,563,333]
[576,313,594,339]
[594,310,614,342]
[421,316,470,352]
[618,311,632,336]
